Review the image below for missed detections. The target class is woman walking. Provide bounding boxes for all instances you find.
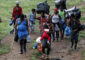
[15,14,29,54]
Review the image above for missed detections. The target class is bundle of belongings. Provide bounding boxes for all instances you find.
[54,0,66,9]
[65,6,85,32]
[36,1,50,14]
[65,6,81,19]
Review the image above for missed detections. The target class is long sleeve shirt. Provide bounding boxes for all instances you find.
[41,31,50,41]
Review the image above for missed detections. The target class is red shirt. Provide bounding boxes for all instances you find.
[12,6,23,20]
[41,31,50,41]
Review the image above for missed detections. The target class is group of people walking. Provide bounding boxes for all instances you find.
[10,1,81,59]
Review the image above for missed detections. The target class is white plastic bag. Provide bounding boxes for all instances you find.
[26,35,31,43]
[36,37,41,43]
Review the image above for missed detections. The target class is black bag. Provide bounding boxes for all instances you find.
[55,0,66,9]
[14,29,18,42]
[65,6,81,19]
[37,1,50,14]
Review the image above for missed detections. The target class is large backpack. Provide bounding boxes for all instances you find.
[37,1,50,14]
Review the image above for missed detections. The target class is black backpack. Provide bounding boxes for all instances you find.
[37,1,50,14]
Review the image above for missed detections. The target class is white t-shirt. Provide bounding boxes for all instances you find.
[52,14,60,24]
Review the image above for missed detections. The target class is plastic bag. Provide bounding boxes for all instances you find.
[65,26,70,36]
[26,35,31,43]
[33,43,38,49]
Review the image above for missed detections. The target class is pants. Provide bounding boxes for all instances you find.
[41,38,50,55]
[20,39,27,53]
[70,31,79,49]
[52,31,59,41]
[30,21,35,32]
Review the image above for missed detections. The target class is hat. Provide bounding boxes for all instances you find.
[16,1,19,4]
[36,37,41,43]
[54,8,58,12]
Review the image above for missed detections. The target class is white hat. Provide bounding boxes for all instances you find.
[36,37,41,43]
[16,1,19,4]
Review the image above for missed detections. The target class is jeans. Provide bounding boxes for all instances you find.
[30,21,35,33]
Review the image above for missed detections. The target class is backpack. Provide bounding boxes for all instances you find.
[37,1,50,14]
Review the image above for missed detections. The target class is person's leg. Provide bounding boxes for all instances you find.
[30,21,33,33]
[20,39,24,54]
[70,32,75,48]
[56,31,59,41]
[74,33,79,50]
[33,24,35,33]
[42,47,45,54]
[60,30,63,40]
[47,45,50,56]
[71,39,74,48]
[52,32,55,41]
[24,39,27,52]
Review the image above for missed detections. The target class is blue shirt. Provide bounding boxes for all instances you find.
[29,13,35,22]
[17,19,28,38]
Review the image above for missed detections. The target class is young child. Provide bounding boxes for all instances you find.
[69,14,80,50]
[41,23,50,59]
[29,9,36,33]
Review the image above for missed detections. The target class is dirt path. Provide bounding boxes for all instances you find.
[0,1,85,60]
[0,33,39,60]
[0,34,85,60]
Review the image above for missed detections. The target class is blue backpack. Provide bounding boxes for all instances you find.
[65,26,71,36]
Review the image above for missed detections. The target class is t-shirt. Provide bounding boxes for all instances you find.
[52,14,60,24]
[29,13,35,22]
[59,10,64,18]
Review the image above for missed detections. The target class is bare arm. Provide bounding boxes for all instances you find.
[14,19,18,30]
[26,19,29,32]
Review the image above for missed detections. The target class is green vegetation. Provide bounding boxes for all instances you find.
[0,45,10,55]
[31,50,42,60]
[67,0,83,7]
[82,50,85,60]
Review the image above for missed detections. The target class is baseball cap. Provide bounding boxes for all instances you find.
[54,8,58,12]
[16,1,19,4]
